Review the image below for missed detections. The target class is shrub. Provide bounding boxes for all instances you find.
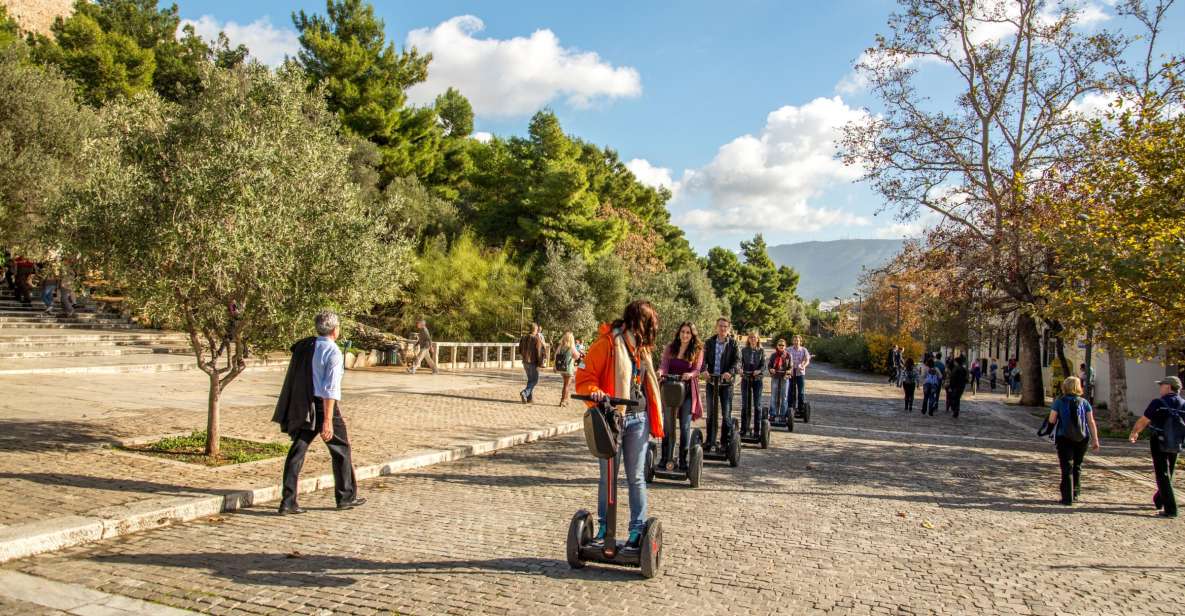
[807,334,871,371]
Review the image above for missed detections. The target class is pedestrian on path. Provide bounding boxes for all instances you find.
[948,357,969,418]
[787,335,811,414]
[767,339,791,423]
[990,359,998,391]
[409,319,438,374]
[740,330,765,438]
[1046,376,1100,506]
[971,360,982,395]
[902,357,918,412]
[519,322,545,403]
[576,300,663,550]
[658,321,704,470]
[555,331,577,407]
[39,258,59,314]
[273,310,364,514]
[703,317,739,452]
[922,359,940,416]
[1128,376,1185,518]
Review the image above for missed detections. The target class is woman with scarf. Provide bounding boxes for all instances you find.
[658,321,704,471]
[767,339,791,423]
[576,300,664,550]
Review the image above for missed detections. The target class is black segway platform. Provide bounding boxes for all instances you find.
[793,401,812,423]
[567,395,664,578]
[645,376,704,487]
[701,374,740,467]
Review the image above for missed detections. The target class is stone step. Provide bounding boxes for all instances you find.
[0,313,119,322]
[0,317,128,327]
[0,332,188,344]
[0,321,146,330]
[0,346,177,359]
[0,353,284,376]
[0,338,185,350]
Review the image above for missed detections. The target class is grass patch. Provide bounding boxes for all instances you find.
[122,431,288,467]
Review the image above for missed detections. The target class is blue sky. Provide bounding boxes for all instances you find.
[174,1,1183,255]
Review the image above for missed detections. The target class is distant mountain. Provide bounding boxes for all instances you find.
[768,239,905,302]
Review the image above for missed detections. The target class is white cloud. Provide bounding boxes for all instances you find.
[625,158,681,199]
[674,96,871,234]
[182,15,299,67]
[471,131,494,143]
[405,16,641,117]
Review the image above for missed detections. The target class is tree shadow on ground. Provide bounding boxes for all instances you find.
[0,472,235,498]
[91,552,637,587]
[0,420,124,452]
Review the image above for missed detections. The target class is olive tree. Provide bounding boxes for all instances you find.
[55,64,415,456]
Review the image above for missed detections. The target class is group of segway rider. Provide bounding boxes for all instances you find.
[568,303,812,578]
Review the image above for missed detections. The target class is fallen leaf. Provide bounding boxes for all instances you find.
[896,511,907,518]
[207,516,226,523]
[921,519,934,529]
[286,551,304,559]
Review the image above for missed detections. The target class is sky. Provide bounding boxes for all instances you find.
[171,0,1184,255]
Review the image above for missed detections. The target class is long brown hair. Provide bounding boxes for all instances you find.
[613,300,660,350]
[667,321,703,361]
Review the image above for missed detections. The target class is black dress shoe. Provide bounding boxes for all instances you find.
[337,497,367,510]
[277,505,306,515]
[1157,511,1178,518]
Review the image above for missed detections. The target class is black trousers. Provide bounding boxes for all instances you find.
[949,388,964,418]
[706,382,732,448]
[740,376,763,435]
[1152,440,1178,516]
[1056,436,1088,504]
[281,399,357,508]
[903,382,916,411]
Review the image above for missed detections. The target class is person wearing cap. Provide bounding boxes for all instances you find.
[1128,376,1185,518]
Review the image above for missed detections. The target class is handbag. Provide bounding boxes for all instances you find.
[583,399,622,459]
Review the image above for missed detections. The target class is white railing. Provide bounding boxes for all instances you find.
[430,342,525,371]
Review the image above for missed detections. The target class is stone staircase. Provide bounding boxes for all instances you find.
[0,286,199,375]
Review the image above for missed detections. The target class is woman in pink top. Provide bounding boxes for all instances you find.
[658,321,704,470]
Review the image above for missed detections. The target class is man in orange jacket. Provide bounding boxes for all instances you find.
[576,300,662,550]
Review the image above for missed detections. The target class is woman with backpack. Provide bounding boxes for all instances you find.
[922,359,941,416]
[555,332,578,407]
[901,357,919,412]
[1046,376,1100,506]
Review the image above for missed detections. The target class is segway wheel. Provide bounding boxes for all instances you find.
[760,419,771,449]
[802,402,812,423]
[728,431,740,467]
[787,412,795,433]
[639,517,663,579]
[688,444,703,488]
[691,428,704,448]
[644,442,656,484]
[567,509,592,569]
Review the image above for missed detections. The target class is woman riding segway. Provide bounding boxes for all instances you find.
[657,322,703,472]
[739,330,766,440]
[767,338,791,429]
[788,335,812,423]
[573,300,664,559]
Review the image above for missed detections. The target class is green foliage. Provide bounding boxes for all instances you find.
[35,8,156,105]
[0,45,99,250]
[808,334,870,372]
[585,254,630,325]
[53,63,415,455]
[532,243,596,338]
[427,88,475,201]
[127,430,288,466]
[706,234,803,336]
[632,266,728,347]
[400,231,527,340]
[0,6,19,49]
[294,0,440,183]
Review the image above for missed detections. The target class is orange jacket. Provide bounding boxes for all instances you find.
[576,323,663,438]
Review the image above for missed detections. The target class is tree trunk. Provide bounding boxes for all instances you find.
[1018,312,1044,407]
[1106,344,1130,430]
[1053,335,1071,383]
[206,373,222,457]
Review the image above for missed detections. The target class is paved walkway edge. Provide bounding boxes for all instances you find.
[0,419,583,564]
[0,570,200,615]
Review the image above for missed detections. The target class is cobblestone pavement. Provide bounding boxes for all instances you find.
[5,363,1178,615]
[0,368,578,528]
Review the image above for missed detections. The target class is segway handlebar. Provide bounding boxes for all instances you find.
[572,394,638,407]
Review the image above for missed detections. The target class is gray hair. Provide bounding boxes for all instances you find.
[314,310,340,336]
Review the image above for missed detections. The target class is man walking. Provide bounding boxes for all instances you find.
[1129,377,1185,518]
[409,319,438,375]
[948,357,969,418]
[519,322,544,403]
[703,317,739,452]
[273,310,365,514]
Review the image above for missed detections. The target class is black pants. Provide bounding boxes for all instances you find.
[706,382,732,448]
[1152,440,1178,516]
[903,382,916,411]
[1056,436,1088,504]
[740,376,763,435]
[281,399,357,509]
[949,388,964,418]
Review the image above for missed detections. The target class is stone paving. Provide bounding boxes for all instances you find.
[0,367,579,529]
[4,363,1178,615]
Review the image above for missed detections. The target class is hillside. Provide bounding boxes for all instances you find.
[1,0,72,35]
[769,239,905,302]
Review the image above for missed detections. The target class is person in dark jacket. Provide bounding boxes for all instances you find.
[518,323,545,403]
[739,330,765,437]
[1129,376,1185,518]
[273,310,364,514]
[702,317,739,452]
[1046,377,1100,506]
[947,356,969,418]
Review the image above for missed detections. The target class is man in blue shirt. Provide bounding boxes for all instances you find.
[278,310,365,514]
[1129,376,1185,518]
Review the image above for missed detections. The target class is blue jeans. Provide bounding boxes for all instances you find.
[741,376,763,434]
[41,283,57,308]
[598,411,649,534]
[922,383,938,414]
[770,376,787,419]
[788,375,806,410]
[522,362,539,400]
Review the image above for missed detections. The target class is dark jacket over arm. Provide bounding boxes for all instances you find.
[272,336,318,436]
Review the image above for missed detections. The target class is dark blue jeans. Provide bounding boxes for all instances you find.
[522,362,539,400]
[770,376,788,419]
[660,391,693,467]
[741,376,763,434]
[788,375,806,410]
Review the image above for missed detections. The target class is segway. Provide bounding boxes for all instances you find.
[567,394,664,578]
[701,374,740,467]
[738,370,770,449]
[768,370,794,432]
[646,375,705,487]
